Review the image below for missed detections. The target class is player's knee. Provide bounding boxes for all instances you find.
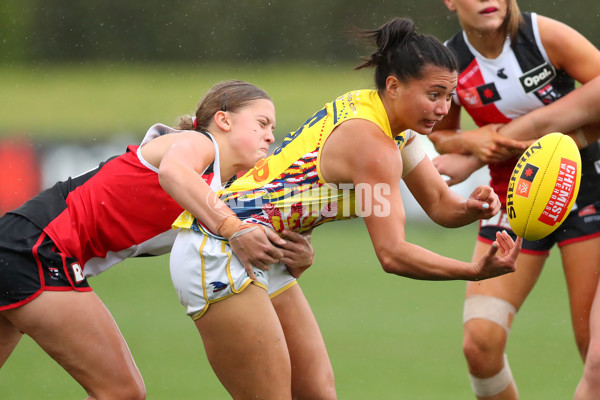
[462,295,515,370]
[463,320,505,360]
[314,371,336,400]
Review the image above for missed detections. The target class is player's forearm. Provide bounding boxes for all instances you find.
[499,109,555,141]
[428,194,481,228]
[158,164,235,230]
[416,160,486,228]
[501,77,600,141]
[376,241,476,281]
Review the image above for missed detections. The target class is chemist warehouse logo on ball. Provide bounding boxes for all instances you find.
[538,159,578,226]
[515,163,539,198]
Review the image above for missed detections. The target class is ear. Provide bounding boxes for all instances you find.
[442,0,456,12]
[385,75,402,99]
[213,110,232,132]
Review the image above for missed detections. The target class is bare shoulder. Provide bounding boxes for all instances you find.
[140,131,215,168]
[328,119,395,148]
[537,15,576,50]
[321,119,401,184]
[536,14,600,78]
[537,15,588,54]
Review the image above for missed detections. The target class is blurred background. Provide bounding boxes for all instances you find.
[0,1,596,398]
[1,0,599,215]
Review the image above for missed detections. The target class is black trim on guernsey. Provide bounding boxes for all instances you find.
[8,156,118,231]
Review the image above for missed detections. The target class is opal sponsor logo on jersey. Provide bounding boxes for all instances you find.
[519,63,556,93]
[506,141,543,219]
[538,159,577,226]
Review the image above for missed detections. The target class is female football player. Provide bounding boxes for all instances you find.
[0,80,314,399]
[169,17,522,399]
[429,1,600,398]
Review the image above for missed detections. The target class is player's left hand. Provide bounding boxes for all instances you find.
[229,226,284,280]
[278,229,314,278]
[466,185,500,220]
[472,230,522,280]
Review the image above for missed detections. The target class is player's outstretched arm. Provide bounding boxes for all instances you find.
[405,154,498,227]
[321,121,516,281]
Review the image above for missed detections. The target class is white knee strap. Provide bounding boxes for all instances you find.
[469,354,514,397]
[463,295,517,334]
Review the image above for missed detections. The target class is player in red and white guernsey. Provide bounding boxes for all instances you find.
[0,80,316,398]
[430,1,600,399]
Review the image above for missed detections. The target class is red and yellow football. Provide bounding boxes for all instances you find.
[506,132,581,241]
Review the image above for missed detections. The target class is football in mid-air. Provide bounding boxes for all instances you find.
[506,132,581,241]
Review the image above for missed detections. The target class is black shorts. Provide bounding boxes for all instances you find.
[0,213,91,311]
[479,200,600,255]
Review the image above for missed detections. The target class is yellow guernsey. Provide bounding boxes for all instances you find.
[174,89,409,236]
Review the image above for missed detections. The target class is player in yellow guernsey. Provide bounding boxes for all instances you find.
[169,18,523,400]
[175,89,411,235]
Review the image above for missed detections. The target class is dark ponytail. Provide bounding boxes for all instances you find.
[355,17,458,89]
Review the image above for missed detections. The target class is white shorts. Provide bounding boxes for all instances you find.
[170,229,297,320]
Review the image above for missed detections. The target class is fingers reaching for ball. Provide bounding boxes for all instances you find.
[475,230,522,280]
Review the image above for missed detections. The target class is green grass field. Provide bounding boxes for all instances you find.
[0,221,580,399]
[0,63,582,398]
